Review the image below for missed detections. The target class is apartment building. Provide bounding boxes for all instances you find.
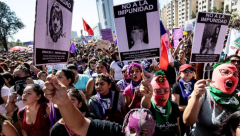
[197,0,224,12]
[224,0,240,15]
[160,5,168,29]
[166,0,179,29]
[178,0,197,28]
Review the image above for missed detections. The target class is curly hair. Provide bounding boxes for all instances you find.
[127,62,142,77]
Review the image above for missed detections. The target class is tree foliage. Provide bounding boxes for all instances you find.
[191,11,196,19]
[225,5,231,14]
[0,1,25,51]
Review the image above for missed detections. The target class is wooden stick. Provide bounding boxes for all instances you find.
[141,60,145,81]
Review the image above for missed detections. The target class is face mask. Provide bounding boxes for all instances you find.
[151,75,170,107]
[211,63,239,94]
[124,109,155,136]
[13,76,29,96]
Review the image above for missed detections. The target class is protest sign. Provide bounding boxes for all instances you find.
[97,39,110,49]
[172,28,183,48]
[184,19,196,31]
[113,0,161,61]
[101,28,113,42]
[224,28,240,56]
[190,12,231,63]
[34,0,74,65]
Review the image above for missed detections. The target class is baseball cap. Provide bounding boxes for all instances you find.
[179,64,195,72]
[122,65,129,71]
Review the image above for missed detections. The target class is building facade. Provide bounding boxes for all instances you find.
[93,23,102,37]
[166,0,179,29]
[160,5,168,29]
[197,0,224,12]
[224,0,240,15]
[96,0,115,33]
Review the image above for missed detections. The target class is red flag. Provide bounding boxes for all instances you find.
[82,19,94,35]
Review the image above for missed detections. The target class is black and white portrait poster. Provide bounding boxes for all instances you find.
[113,0,161,61]
[190,12,231,63]
[34,0,74,65]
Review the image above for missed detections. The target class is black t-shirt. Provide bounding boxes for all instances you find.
[172,80,197,106]
[50,119,124,136]
[150,100,180,136]
[173,59,189,77]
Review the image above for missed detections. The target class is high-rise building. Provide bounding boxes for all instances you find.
[224,0,240,15]
[93,23,102,37]
[197,0,224,12]
[96,0,115,34]
[178,0,197,28]
[160,5,168,29]
[166,0,179,29]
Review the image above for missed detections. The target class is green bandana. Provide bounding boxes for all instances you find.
[151,99,171,125]
[209,85,240,112]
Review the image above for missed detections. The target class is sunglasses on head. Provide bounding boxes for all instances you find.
[182,69,194,74]
[230,60,240,65]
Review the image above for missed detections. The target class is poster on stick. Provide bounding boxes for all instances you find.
[34,0,74,65]
[184,19,196,31]
[101,28,113,42]
[172,28,183,48]
[224,28,240,56]
[190,12,231,63]
[97,39,110,49]
[113,0,161,61]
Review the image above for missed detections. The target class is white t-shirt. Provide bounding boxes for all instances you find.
[0,86,10,114]
[110,61,128,81]
[142,59,158,82]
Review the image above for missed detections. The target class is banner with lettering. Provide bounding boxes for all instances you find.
[190,12,231,63]
[34,0,74,65]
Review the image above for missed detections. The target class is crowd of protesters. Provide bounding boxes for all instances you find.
[0,22,240,136]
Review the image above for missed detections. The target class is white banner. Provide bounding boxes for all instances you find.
[224,28,240,56]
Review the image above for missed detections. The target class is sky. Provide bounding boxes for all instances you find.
[1,0,168,42]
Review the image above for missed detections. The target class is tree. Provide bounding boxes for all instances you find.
[191,11,196,19]
[212,7,218,12]
[217,8,223,13]
[225,5,231,14]
[15,39,22,46]
[0,2,25,52]
[231,13,239,21]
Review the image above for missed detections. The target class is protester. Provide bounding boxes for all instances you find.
[67,64,90,93]
[86,60,109,100]
[2,72,14,89]
[17,84,50,136]
[183,63,240,136]
[110,52,127,82]
[123,62,143,109]
[117,65,131,93]
[142,59,159,82]
[88,73,126,123]
[0,75,9,114]
[37,71,47,82]
[215,111,240,136]
[0,113,19,136]
[227,55,240,92]
[171,64,197,136]
[141,71,181,136]
[84,58,97,78]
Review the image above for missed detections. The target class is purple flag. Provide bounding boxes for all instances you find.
[69,43,76,52]
[115,38,117,44]
[172,28,183,48]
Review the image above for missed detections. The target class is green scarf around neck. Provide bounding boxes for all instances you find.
[151,99,171,125]
[209,85,240,112]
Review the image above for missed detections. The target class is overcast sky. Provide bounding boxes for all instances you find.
[1,0,168,42]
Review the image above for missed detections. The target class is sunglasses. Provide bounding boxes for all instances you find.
[182,69,194,74]
[230,60,240,65]
[219,69,239,77]
[122,71,127,73]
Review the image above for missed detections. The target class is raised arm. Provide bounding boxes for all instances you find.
[140,79,153,109]
[43,76,90,136]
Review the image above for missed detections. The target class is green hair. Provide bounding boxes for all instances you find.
[155,70,165,76]
[212,62,231,70]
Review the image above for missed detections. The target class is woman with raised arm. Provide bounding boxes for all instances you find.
[141,71,181,136]
[183,63,240,136]
[43,75,155,136]
[123,62,143,109]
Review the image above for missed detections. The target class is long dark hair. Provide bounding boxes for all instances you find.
[1,72,14,87]
[59,69,75,86]
[0,75,5,105]
[67,88,89,113]
[26,84,48,104]
[95,73,120,92]
[215,111,240,136]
